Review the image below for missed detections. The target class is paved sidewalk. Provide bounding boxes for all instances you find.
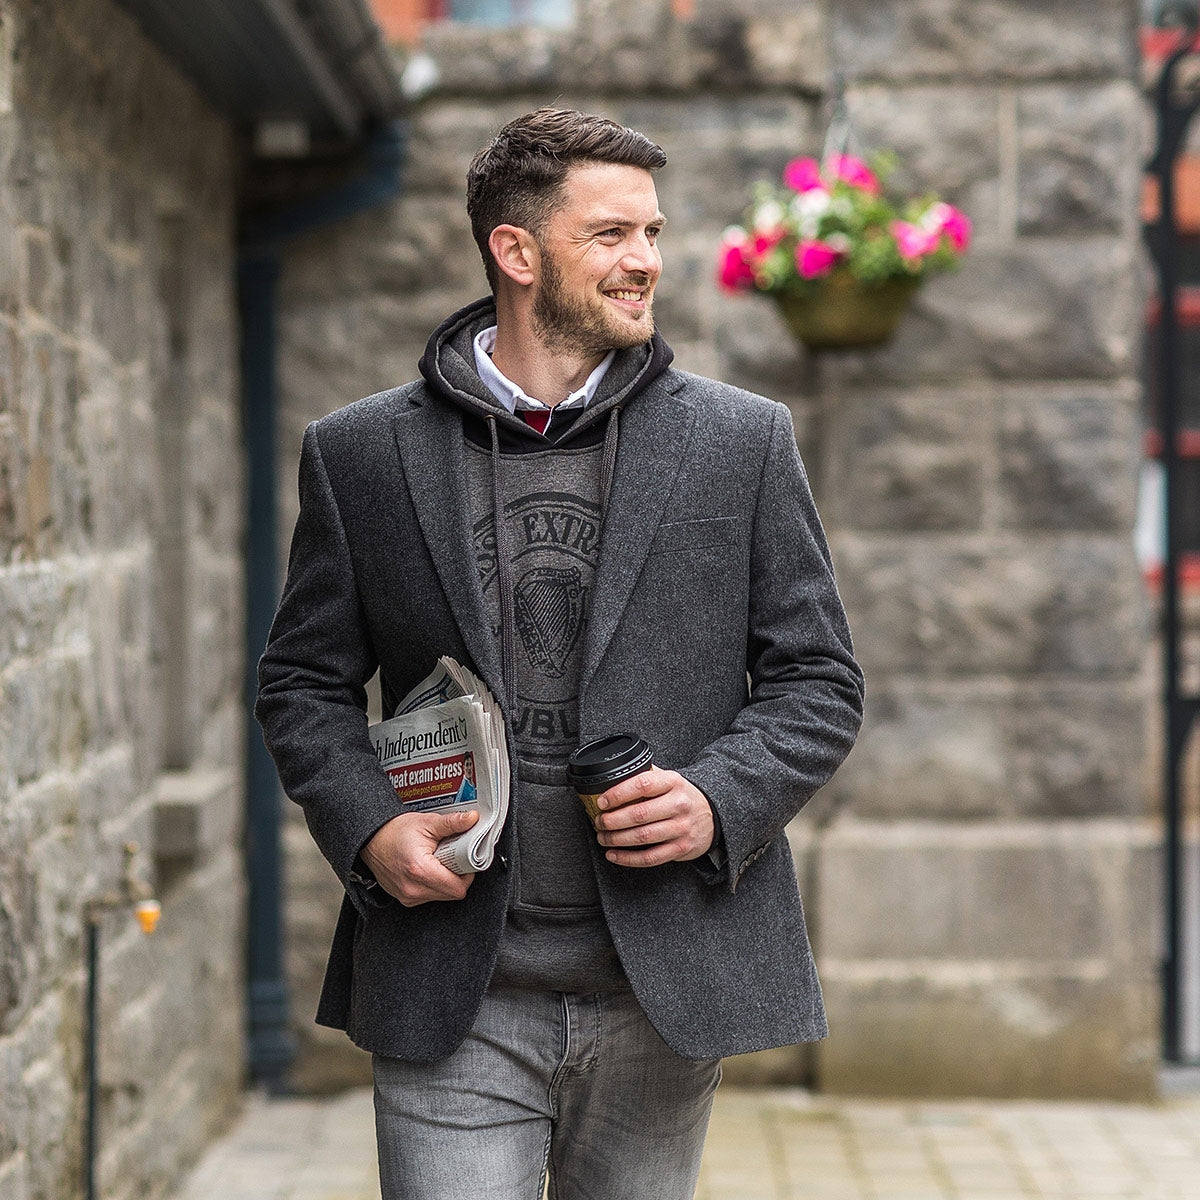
[170,1084,1200,1200]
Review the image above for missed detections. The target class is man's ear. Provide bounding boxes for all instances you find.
[488,225,539,288]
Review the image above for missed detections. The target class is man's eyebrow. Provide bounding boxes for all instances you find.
[586,213,668,230]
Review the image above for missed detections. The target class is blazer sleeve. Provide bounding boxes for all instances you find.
[255,422,404,915]
[678,402,864,892]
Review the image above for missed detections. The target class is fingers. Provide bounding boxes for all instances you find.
[425,808,480,837]
[593,769,715,867]
[361,811,478,906]
[595,767,672,814]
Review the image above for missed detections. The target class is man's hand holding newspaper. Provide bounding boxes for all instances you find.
[362,658,509,905]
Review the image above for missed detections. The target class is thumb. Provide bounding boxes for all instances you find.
[425,808,479,834]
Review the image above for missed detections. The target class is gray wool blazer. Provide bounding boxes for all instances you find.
[255,366,864,1063]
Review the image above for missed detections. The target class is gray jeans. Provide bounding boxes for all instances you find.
[373,987,721,1200]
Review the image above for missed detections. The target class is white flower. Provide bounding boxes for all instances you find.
[826,232,852,253]
[753,200,785,232]
[792,190,831,221]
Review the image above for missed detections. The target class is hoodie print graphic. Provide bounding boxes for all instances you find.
[467,451,605,762]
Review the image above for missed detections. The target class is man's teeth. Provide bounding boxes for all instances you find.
[607,290,643,301]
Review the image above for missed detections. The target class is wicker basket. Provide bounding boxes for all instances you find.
[773,272,920,351]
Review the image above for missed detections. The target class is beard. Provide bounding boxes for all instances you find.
[531,247,655,358]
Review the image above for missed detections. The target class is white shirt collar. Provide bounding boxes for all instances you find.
[472,326,615,415]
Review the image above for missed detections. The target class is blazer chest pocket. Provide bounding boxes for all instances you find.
[650,516,738,555]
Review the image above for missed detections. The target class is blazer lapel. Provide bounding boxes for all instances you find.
[580,379,695,695]
[392,398,505,703]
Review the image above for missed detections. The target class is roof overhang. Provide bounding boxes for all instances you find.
[112,0,404,145]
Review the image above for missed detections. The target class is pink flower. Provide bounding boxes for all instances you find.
[717,239,758,291]
[795,239,841,280]
[932,202,972,252]
[829,154,880,194]
[782,157,825,193]
[753,228,785,257]
[891,220,940,262]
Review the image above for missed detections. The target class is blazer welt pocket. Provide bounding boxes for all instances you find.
[650,516,738,554]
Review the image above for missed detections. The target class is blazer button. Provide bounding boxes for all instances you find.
[498,854,509,870]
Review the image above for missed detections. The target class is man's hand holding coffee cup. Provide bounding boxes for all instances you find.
[593,768,715,867]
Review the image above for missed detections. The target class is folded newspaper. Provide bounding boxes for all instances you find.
[368,657,509,874]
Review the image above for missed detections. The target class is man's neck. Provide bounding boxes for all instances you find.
[489,316,607,409]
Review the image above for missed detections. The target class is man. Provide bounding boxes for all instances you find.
[256,107,864,1200]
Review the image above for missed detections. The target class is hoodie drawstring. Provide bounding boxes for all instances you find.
[487,415,518,714]
[599,406,620,527]
[486,407,621,715]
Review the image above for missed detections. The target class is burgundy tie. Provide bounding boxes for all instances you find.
[520,409,551,435]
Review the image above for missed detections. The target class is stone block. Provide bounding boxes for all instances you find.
[641,98,819,228]
[0,6,13,117]
[0,1034,19,1157]
[285,824,355,1086]
[821,387,986,531]
[817,238,1141,385]
[413,23,586,95]
[708,292,814,400]
[816,972,1158,1100]
[403,102,515,196]
[153,769,239,864]
[0,851,37,1037]
[844,85,1005,241]
[996,384,1140,532]
[22,1048,76,1200]
[819,679,1149,821]
[690,0,827,91]
[811,819,1159,1098]
[1017,83,1143,235]
[814,819,1156,963]
[829,0,1138,84]
[408,1,827,97]
[0,1153,31,1200]
[0,413,19,558]
[831,533,1145,679]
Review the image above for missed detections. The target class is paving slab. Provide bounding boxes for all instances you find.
[168,1085,1200,1200]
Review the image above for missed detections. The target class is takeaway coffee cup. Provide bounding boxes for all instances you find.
[567,734,653,823]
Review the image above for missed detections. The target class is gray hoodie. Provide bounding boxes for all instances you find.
[418,297,675,990]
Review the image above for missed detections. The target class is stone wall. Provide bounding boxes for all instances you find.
[809,0,1156,1099]
[275,0,1157,1097]
[0,2,246,1197]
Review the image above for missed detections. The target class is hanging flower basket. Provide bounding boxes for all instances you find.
[773,271,921,351]
[716,151,971,353]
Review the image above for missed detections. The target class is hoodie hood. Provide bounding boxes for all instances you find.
[418,296,674,446]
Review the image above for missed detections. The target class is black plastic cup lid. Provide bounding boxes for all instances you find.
[567,735,652,790]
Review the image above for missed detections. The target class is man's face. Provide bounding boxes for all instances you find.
[529,162,664,357]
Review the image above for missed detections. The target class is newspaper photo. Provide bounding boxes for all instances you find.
[368,657,509,874]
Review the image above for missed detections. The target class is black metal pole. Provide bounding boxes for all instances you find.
[239,249,296,1092]
[84,917,99,1200]
[1148,36,1200,1064]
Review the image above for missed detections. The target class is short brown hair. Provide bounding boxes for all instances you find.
[466,107,667,293]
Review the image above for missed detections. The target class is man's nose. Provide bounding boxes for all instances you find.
[622,235,660,276]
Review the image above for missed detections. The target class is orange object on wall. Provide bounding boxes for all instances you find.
[370,0,436,44]
[1142,155,1200,235]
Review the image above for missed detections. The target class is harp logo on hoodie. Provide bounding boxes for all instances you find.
[472,489,602,755]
